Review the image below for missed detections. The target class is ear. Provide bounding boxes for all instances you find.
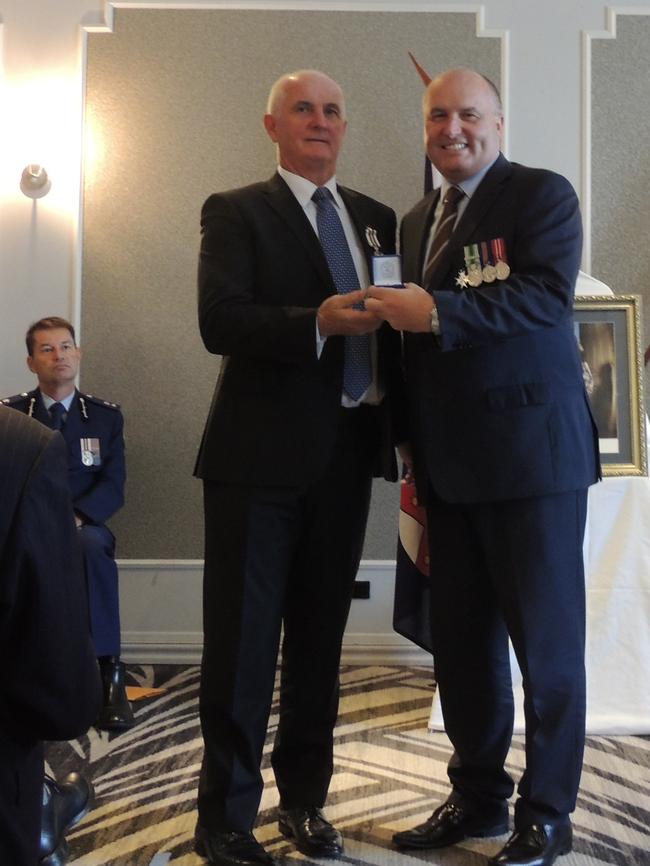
[495,113,504,140]
[26,355,35,374]
[263,113,278,143]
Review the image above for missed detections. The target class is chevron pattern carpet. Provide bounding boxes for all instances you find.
[46,664,650,866]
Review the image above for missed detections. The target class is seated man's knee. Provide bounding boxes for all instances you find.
[77,524,115,560]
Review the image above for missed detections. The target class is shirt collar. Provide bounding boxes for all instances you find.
[40,389,75,412]
[440,153,500,202]
[277,166,342,210]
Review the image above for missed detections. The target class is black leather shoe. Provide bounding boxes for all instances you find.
[278,806,343,858]
[40,772,93,866]
[96,656,134,731]
[194,825,275,866]
[488,822,572,866]
[393,799,509,849]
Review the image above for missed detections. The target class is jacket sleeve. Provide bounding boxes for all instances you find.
[0,432,101,742]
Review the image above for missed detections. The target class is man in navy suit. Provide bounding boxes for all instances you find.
[367,68,600,866]
[194,69,404,866]
[0,407,100,865]
[2,316,132,731]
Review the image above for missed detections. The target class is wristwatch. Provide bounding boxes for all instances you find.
[430,300,440,334]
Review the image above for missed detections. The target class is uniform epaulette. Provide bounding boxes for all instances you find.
[80,393,121,410]
[0,392,31,407]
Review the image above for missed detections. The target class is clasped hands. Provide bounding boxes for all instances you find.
[365,283,434,333]
[317,283,433,336]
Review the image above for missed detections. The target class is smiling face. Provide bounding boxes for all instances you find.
[263,70,347,186]
[423,68,503,184]
[27,327,81,398]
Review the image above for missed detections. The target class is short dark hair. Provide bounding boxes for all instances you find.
[25,317,76,356]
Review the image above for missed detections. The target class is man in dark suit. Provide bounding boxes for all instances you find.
[2,317,132,731]
[0,407,101,865]
[366,68,600,866]
[194,69,403,866]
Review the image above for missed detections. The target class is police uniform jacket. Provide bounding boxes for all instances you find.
[1,388,125,525]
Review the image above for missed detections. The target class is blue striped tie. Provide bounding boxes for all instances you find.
[313,187,371,401]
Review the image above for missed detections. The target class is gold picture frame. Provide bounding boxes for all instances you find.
[574,295,646,476]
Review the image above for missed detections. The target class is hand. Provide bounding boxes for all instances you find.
[317,289,382,336]
[365,283,434,332]
[397,441,415,482]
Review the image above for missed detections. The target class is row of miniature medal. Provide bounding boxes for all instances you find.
[364,226,512,291]
[456,238,510,289]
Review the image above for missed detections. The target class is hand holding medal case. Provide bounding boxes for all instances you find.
[365,226,403,287]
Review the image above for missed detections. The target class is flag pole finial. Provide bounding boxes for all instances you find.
[408,52,432,86]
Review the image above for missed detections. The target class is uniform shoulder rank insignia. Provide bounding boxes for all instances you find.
[1,392,30,405]
[1,392,32,411]
[81,393,121,410]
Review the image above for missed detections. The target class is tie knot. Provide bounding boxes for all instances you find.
[443,185,464,207]
[312,186,332,205]
[49,402,65,430]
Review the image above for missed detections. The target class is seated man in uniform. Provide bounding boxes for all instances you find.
[2,316,132,731]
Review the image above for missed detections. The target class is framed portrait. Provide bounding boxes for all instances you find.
[574,295,646,476]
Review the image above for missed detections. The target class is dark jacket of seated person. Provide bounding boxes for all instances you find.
[0,407,101,866]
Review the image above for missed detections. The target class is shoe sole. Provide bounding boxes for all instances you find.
[194,833,276,866]
[278,821,343,859]
[393,821,509,850]
[487,839,572,865]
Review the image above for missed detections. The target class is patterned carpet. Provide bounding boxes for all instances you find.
[46,664,650,866]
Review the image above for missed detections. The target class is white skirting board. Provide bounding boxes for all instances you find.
[117,552,650,734]
[117,559,431,667]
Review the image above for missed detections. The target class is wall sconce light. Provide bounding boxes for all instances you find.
[20,164,51,199]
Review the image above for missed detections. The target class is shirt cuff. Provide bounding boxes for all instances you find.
[316,318,327,358]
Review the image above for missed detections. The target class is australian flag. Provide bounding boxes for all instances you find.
[393,474,433,653]
[392,52,438,657]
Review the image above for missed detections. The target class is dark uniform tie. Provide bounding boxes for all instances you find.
[422,185,464,288]
[49,402,66,430]
[312,187,372,402]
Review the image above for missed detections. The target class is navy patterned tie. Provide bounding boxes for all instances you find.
[312,187,372,401]
[49,402,65,430]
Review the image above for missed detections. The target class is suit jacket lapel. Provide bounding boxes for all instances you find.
[402,190,440,283]
[262,173,333,289]
[63,391,83,444]
[338,186,376,275]
[452,153,512,250]
[428,154,512,285]
[31,390,50,426]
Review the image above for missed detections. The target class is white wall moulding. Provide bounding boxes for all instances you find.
[581,6,650,272]
[118,559,430,665]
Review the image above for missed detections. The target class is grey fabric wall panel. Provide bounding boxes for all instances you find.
[592,17,650,407]
[82,8,500,557]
